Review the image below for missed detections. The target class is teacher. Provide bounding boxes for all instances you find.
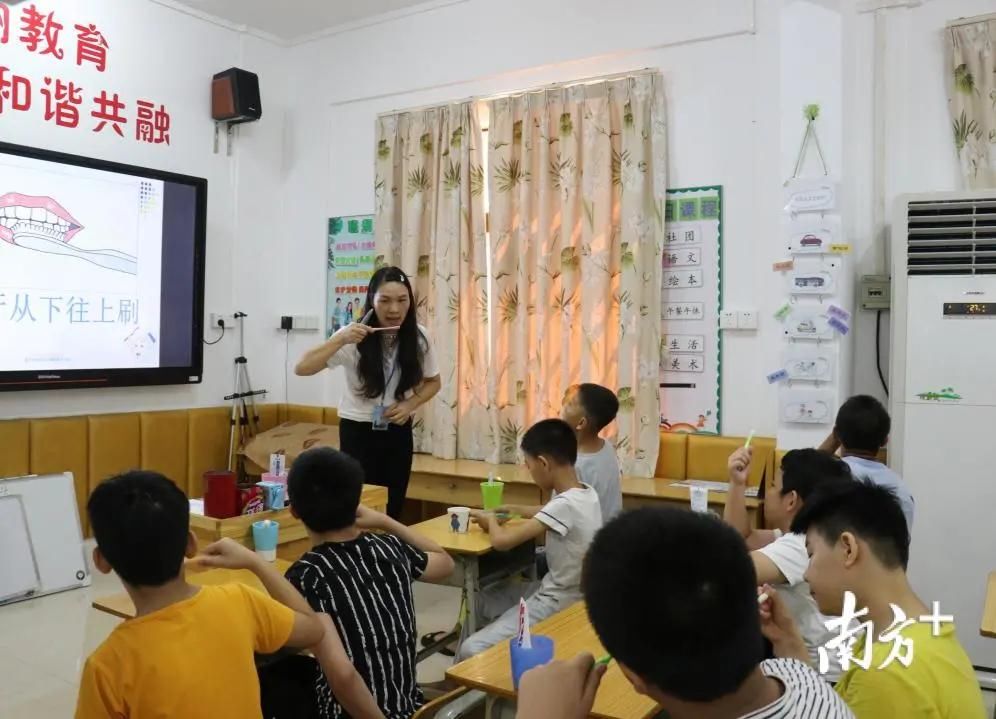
[295,266,441,519]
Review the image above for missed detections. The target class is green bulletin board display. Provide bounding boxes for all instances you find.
[660,187,723,434]
[326,215,375,338]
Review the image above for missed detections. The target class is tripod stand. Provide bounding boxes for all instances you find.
[226,312,267,473]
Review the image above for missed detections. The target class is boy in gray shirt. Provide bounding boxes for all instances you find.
[560,383,623,521]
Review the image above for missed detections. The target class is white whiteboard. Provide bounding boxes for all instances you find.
[0,473,90,606]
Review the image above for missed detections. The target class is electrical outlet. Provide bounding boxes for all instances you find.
[292,315,320,331]
[738,309,758,330]
[209,313,236,328]
[719,309,738,330]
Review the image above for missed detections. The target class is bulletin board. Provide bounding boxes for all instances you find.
[326,215,376,338]
[659,186,723,434]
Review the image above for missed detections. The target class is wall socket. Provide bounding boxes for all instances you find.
[719,309,738,329]
[737,309,758,330]
[278,315,320,332]
[209,313,236,328]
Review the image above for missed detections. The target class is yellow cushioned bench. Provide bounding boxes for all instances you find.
[1,403,775,535]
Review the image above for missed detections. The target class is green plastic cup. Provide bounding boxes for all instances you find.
[480,480,504,510]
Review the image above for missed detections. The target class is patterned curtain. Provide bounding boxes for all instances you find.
[373,104,490,459]
[485,74,666,476]
[947,20,996,188]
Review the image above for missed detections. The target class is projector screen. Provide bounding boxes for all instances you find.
[0,142,206,392]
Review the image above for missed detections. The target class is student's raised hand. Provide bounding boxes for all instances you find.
[355,504,388,531]
[727,447,753,486]
[758,584,808,659]
[195,537,261,571]
[516,653,606,719]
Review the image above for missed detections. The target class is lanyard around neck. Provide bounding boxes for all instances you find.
[381,348,399,403]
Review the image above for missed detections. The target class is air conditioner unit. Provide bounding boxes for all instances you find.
[890,190,996,676]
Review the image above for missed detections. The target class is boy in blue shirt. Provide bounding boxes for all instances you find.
[819,394,914,530]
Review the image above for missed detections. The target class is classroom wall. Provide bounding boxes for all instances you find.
[0,0,291,419]
[282,0,791,436]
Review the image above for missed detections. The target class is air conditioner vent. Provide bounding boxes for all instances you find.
[907,198,996,276]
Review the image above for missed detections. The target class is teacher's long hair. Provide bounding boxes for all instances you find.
[356,266,425,401]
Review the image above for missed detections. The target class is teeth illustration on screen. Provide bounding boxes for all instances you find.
[0,193,137,275]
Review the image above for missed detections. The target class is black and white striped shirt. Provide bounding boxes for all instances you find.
[748,659,854,718]
[286,534,428,719]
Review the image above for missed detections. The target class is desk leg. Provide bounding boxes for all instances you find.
[464,555,480,636]
[485,694,496,719]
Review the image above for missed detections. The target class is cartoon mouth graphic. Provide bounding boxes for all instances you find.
[0,193,136,275]
[0,193,84,244]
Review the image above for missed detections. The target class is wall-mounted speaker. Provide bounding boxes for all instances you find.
[211,68,262,124]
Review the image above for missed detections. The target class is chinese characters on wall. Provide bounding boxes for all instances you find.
[0,4,171,144]
[660,188,722,434]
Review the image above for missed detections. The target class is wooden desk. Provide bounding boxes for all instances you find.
[409,456,543,509]
[190,484,388,551]
[447,602,658,719]
[412,515,536,660]
[621,477,763,528]
[92,559,293,620]
[981,572,996,638]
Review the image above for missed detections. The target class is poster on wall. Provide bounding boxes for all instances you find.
[326,215,375,338]
[659,186,722,434]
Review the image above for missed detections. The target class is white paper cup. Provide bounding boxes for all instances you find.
[690,486,710,514]
[447,506,471,533]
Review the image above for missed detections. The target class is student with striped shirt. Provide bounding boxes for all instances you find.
[285,447,455,719]
[516,508,853,719]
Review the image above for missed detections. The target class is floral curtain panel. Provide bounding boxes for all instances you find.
[485,74,666,476]
[947,20,996,188]
[373,104,490,459]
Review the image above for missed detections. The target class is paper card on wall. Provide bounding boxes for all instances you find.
[788,269,836,296]
[783,177,839,214]
[780,388,835,425]
[783,345,836,382]
[827,304,851,323]
[664,335,705,354]
[661,302,705,320]
[663,247,702,268]
[773,260,794,272]
[664,270,704,290]
[784,216,841,255]
[664,224,702,247]
[767,369,789,384]
[784,310,834,341]
[664,355,705,373]
[828,316,850,335]
[774,303,793,322]
[830,243,851,255]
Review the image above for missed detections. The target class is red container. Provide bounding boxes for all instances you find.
[203,470,239,519]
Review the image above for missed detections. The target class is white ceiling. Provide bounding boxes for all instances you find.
[171,0,436,41]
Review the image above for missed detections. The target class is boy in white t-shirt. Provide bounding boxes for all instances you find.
[457,419,602,660]
[725,446,852,680]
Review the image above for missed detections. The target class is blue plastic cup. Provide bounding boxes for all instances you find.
[509,635,555,689]
[252,520,279,561]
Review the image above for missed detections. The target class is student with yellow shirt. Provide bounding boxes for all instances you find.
[75,471,380,719]
[760,479,985,719]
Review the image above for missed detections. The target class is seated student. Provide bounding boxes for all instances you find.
[560,383,623,522]
[515,507,853,719]
[284,447,455,719]
[725,446,852,678]
[75,471,351,719]
[819,394,914,529]
[457,419,602,660]
[761,480,985,718]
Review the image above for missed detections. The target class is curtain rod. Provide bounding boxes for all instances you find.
[946,11,996,29]
[374,67,659,119]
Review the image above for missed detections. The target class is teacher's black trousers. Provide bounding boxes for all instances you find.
[338,417,414,520]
